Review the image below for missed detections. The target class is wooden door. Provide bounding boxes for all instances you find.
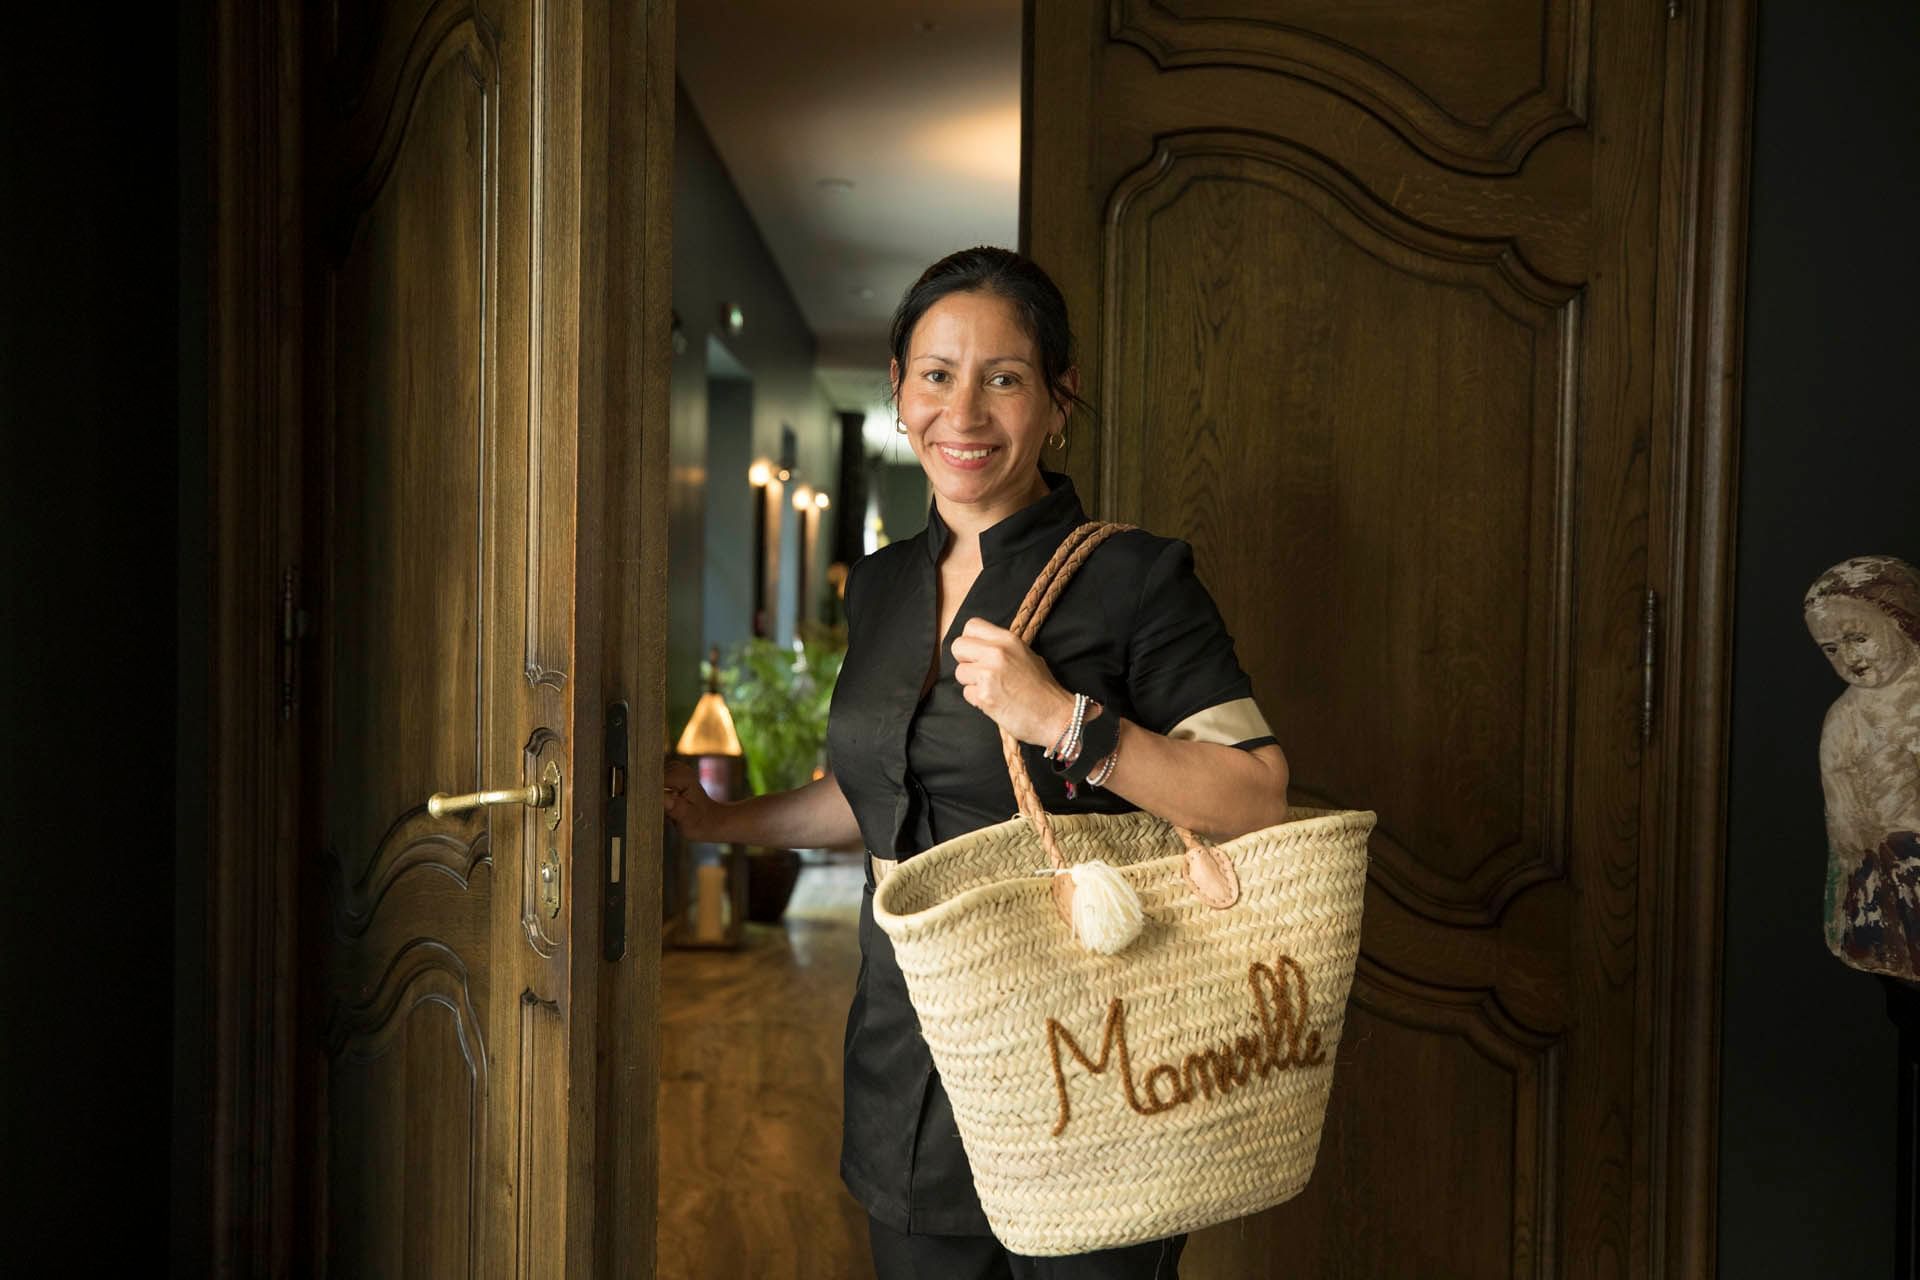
[1027,3,1737,1274]
[293,1,671,1274]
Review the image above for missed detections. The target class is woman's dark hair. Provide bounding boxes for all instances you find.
[887,246,1091,419]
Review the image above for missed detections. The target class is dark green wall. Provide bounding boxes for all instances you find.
[669,85,839,735]
[1716,2,1916,1273]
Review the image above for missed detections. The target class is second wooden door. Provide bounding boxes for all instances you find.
[1028,2,1710,1274]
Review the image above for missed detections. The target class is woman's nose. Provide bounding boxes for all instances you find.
[949,379,988,428]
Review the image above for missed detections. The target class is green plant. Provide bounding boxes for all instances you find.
[714,624,847,797]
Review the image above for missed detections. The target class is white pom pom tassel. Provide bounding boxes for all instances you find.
[1068,860,1144,955]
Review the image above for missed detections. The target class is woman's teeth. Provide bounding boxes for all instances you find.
[941,445,996,460]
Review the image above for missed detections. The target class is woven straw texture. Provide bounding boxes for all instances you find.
[872,805,1372,1255]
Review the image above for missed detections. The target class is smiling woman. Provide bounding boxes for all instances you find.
[888,249,1084,525]
[894,302,1058,515]
[667,246,1291,1278]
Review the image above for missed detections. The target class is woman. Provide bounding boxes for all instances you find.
[665,247,1290,1279]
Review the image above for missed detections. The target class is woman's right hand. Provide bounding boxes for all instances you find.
[663,765,861,851]
[664,759,729,843]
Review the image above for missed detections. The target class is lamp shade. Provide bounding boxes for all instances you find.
[675,690,743,756]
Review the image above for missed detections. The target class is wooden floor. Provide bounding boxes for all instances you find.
[658,856,876,1279]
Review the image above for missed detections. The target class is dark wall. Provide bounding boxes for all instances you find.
[669,83,838,732]
[871,459,933,552]
[703,374,757,655]
[1716,2,1916,1273]
[0,5,205,1270]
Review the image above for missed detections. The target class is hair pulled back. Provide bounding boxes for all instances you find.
[887,246,1090,419]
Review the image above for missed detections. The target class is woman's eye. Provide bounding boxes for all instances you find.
[923,369,948,384]
[988,373,1019,388]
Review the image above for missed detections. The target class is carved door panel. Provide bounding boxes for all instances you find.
[1029,3,1668,1274]
[296,1,667,1274]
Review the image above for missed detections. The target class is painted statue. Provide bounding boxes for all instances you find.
[1804,555,1920,983]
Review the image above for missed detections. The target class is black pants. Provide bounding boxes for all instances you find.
[867,1216,1186,1280]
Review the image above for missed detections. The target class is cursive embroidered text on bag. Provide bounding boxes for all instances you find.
[1044,954,1326,1137]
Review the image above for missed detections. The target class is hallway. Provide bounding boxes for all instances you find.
[658,855,875,1278]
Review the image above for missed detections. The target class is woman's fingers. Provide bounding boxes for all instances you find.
[663,760,708,831]
[961,617,1012,642]
[950,620,1074,743]
[949,633,1002,668]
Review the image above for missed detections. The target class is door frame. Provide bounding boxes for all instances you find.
[204,0,302,1269]
[1642,2,1754,1275]
[201,0,674,1272]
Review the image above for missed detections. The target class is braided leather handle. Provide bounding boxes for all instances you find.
[996,522,1241,917]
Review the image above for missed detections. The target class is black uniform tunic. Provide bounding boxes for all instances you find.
[828,472,1277,1237]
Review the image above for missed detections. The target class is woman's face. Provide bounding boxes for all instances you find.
[892,290,1071,517]
[1807,595,1919,689]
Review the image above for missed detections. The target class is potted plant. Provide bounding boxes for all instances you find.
[714,624,846,921]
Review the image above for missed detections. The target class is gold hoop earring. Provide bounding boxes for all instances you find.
[895,418,908,434]
[1046,426,1068,451]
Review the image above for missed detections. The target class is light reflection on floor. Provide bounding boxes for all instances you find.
[657,854,873,1279]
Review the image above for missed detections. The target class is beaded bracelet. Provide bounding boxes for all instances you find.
[1046,693,1090,764]
[1061,706,1120,783]
[1086,739,1120,788]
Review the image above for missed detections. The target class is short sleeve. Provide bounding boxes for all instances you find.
[1125,539,1277,750]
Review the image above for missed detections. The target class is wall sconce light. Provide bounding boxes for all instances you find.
[794,488,830,628]
[721,302,745,337]
[748,460,776,636]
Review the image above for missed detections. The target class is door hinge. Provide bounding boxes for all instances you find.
[280,568,306,720]
[1640,587,1660,744]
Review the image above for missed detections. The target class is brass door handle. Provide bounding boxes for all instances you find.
[429,760,564,830]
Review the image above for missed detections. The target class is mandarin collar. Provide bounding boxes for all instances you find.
[923,471,1086,567]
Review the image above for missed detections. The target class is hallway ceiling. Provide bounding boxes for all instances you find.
[678,0,1021,422]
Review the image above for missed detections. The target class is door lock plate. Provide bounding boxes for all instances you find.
[542,759,563,831]
[540,845,562,918]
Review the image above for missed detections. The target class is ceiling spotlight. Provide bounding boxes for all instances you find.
[813,491,831,510]
[748,459,772,487]
[721,302,745,336]
[792,484,815,511]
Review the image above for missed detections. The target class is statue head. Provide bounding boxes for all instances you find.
[1804,555,1920,690]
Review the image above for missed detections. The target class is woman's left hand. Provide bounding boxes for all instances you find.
[951,618,1077,746]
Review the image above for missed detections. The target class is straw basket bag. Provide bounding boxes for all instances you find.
[871,521,1374,1256]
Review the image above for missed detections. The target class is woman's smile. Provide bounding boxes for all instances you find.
[934,442,1002,469]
